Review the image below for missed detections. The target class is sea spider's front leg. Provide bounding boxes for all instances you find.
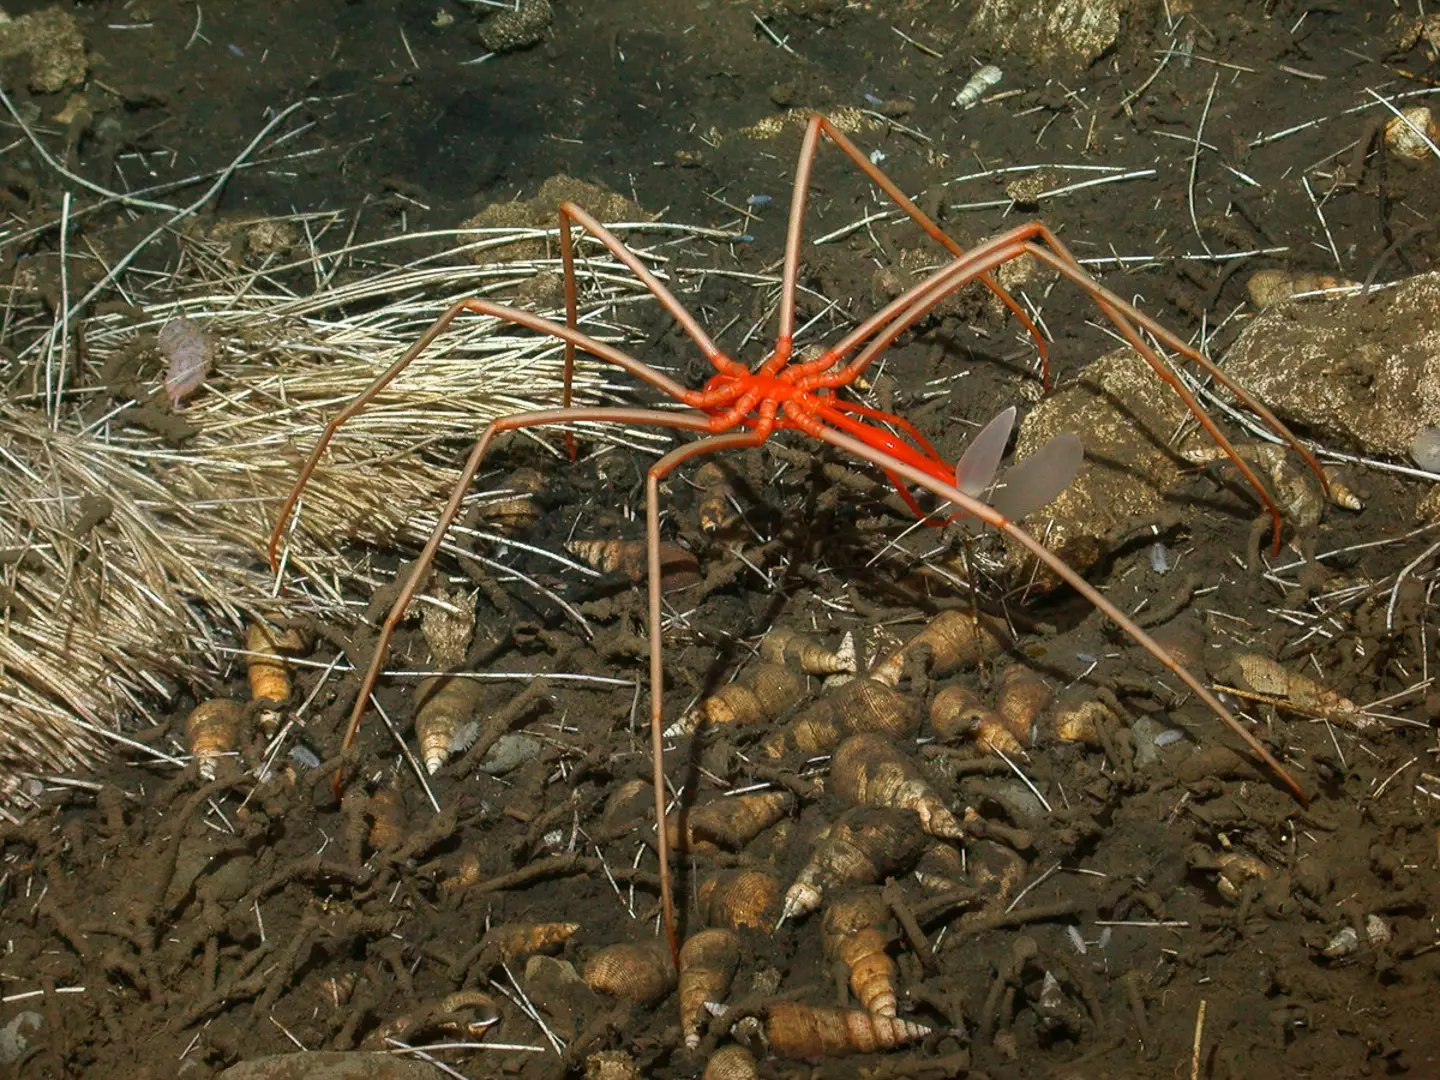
[811,421,1309,807]
[644,427,774,962]
[330,407,716,769]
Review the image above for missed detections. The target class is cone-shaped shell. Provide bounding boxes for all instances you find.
[766,1002,930,1059]
[703,1045,758,1080]
[567,538,701,589]
[869,609,1009,687]
[995,664,1051,745]
[822,890,898,1016]
[185,698,245,780]
[675,663,805,735]
[698,868,782,931]
[685,791,791,850]
[487,922,579,963]
[600,778,654,837]
[781,808,927,922]
[679,928,740,1048]
[482,467,544,536]
[693,461,736,534]
[1048,698,1113,746]
[760,628,858,675]
[582,939,677,1004]
[414,674,485,774]
[366,785,406,850]
[763,679,917,759]
[1228,653,1366,726]
[929,683,992,741]
[830,733,964,839]
[245,622,299,733]
[974,718,1024,756]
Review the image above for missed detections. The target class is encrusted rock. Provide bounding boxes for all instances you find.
[1220,270,1440,460]
[1004,348,1196,581]
[478,0,553,53]
[459,174,643,264]
[967,0,1122,72]
[0,7,88,93]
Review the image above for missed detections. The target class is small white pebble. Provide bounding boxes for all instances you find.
[1411,426,1440,472]
[1147,542,1171,574]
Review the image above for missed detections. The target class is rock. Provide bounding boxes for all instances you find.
[0,1012,42,1066]
[0,7,88,93]
[217,1052,436,1080]
[478,0,553,53]
[476,732,543,776]
[459,174,643,264]
[966,0,1123,72]
[1220,271,1440,460]
[1006,348,1196,582]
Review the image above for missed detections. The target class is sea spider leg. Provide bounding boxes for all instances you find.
[803,418,1310,807]
[817,225,1324,551]
[643,428,775,960]
[771,113,1049,384]
[267,299,704,568]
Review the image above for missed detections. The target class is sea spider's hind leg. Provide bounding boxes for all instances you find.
[556,201,747,463]
[269,299,702,568]
[815,422,1309,807]
[322,406,713,805]
[1013,222,1327,494]
[770,114,1049,384]
[644,428,774,965]
[827,226,1297,553]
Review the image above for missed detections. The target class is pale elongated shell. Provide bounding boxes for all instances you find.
[366,785,406,850]
[245,622,303,733]
[567,538,701,589]
[679,928,740,1048]
[1384,106,1440,159]
[766,1002,930,1059]
[703,1045,758,1080]
[185,698,245,779]
[822,890,898,1016]
[414,674,485,774]
[486,921,579,963]
[760,628,857,675]
[1245,269,1359,309]
[995,664,1051,745]
[781,808,928,923]
[698,868,783,931]
[929,683,992,740]
[830,733,964,839]
[762,679,917,759]
[693,461,736,534]
[582,939,677,1004]
[685,791,792,850]
[1048,698,1113,746]
[869,609,1008,687]
[953,63,1003,109]
[1229,654,1373,729]
[671,663,805,735]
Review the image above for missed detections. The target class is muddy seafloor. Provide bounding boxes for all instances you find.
[2,1,1440,1078]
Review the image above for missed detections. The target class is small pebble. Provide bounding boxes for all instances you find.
[0,1012,42,1066]
[476,732,543,776]
[1147,542,1171,574]
[1130,717,1164,769]
[289,744,321,770]
[1411,426,1440,472]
